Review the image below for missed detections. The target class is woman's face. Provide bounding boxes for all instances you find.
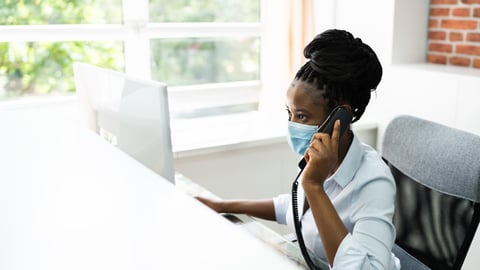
[286,80,330,126]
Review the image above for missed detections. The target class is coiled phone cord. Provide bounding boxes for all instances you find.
[290,106,351,270]
[291,158,322,270]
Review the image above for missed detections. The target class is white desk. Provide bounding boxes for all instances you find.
[0,108,303,270]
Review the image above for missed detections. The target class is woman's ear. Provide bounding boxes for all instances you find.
[340,104,352,113]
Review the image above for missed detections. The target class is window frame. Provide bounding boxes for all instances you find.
[0,0,264,118]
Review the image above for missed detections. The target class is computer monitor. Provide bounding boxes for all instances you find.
[73,62,175,183]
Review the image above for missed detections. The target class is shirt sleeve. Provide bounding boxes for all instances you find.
[273,193,290,224]
[333,234,401,270]
[332,234,369,269]
[332,174,399,270]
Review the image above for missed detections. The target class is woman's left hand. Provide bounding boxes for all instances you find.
[302,120,341,189]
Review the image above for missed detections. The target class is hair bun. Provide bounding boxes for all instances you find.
[294,29,383,123]
[304,29,382,91]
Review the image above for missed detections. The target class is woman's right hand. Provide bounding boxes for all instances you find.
[195,197,276,221]
[195,196,225,213]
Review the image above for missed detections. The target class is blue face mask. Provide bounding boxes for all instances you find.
[286,121,319,156]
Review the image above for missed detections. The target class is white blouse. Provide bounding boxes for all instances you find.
[274,135,401,270]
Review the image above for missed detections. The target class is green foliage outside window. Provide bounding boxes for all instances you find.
[149,0,260,22]
[150,38,259,86]
[148,0,260,86]
[0,41,123,99]
[0,0,123,100]
[0,0,121,25]
[0,0,260,100]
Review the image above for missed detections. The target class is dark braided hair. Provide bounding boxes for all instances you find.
[294,29,382,123]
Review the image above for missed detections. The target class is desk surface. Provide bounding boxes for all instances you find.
[0,108,303,270]
[176,174,331,270]
[175,174,311,268]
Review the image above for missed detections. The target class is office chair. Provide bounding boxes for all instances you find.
[382,115,480,270]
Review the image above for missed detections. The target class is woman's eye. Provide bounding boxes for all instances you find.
[298,114,307,121]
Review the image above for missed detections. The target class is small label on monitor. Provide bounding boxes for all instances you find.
[99,127,118,146]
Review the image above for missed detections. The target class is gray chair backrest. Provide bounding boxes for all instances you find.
[382,115,480,270]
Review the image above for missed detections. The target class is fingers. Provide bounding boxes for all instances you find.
[302,120,342,185]
[331,119,341,149]
[309,120,340,144]
[306,119,341,158]
[195,196,222,213]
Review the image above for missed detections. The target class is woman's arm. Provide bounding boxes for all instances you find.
[303,183,348,267]
[196,197,277,221]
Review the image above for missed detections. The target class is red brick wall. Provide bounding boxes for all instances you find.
[428,0,480,68]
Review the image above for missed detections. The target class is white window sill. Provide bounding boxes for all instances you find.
[0,97,287,158]
[0,98,377,159]
[171,110,378,158]
[171,111,288,158]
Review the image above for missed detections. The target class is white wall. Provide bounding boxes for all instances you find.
[174,140,298,233]
[377,64,480,149]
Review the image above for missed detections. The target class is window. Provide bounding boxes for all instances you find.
[0,0,262,119]
[0,0,124,99]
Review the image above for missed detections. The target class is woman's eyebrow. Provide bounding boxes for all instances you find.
[292,108,310,115]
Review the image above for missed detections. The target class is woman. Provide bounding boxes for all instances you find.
[197,29,400,270]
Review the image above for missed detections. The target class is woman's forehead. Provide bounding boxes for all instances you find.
[287,80,326,107]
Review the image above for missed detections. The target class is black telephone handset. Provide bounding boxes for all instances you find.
[298,106,353,169]
[292,106,352,270]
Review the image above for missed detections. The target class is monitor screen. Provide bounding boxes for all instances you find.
[73,62,175,183]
